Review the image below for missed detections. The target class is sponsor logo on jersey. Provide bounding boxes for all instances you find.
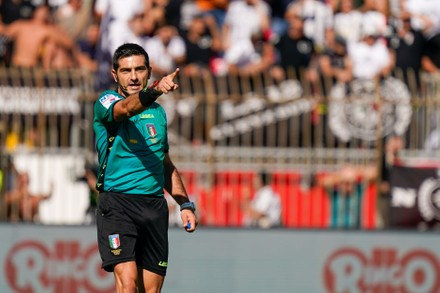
[139,113,155,119]
[99,94,121,109]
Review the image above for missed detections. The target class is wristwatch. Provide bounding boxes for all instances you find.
[180,201,196,212]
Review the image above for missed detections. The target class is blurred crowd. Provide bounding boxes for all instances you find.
[0,0,439,91]
[2,0,439,228]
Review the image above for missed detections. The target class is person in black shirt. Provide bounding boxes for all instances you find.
[181,14,221,77]
[388,16,426,90]
[270,6,318,83]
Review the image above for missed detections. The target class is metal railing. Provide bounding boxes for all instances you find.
[0,66,439,227]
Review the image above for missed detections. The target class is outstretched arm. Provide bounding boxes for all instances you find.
[113,68,180,121]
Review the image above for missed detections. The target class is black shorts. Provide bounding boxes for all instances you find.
[96,192,169,276]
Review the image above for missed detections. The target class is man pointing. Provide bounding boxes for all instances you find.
[93,43,198,293]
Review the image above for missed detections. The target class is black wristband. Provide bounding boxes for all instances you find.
[139,88,162,108]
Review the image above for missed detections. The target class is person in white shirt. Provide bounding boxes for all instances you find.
[333,0,363,44]
[287,0,333,51]
[348,19,393,80]
[242,171,282,228]
[145,24,186,79]
[222,0,271,69]
[94,0,147,55]
[93,0,148,89]
[403,0,440,39]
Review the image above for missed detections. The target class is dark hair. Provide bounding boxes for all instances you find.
[259,171,271,186]
[112,43,150,71]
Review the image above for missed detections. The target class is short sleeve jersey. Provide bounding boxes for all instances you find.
[93,90,169,195]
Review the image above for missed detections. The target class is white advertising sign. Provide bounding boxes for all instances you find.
[1,226,439,293]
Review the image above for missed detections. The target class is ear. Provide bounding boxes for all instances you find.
[111,69,118,82]
[147,66,152,80]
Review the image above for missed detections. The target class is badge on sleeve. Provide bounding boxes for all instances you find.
[99,94,121,109]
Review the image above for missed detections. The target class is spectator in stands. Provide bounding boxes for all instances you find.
[400,0,440,75]
[75,22,99,72]
[43,37,78,70]
[403,0,440,40]
[348,19,394,80]
[181,13,222,77]
[5,121,20,153]
[270,5,318,83]
[222,0,271,74]
[0,0,34,65]
[317,164,377,229]
[0,0,36,24]
[0,4,74,69]
[265,0,291,39]
[94,0,148,56]
[162,0,185,32]
[195,0,229,29]
[145,24,186,79]
[422,34,440,75]
[388,12,426,89]
[142,0,170,37]
[227,28,275,77]
[378,135,404,228]
[0,154,18,201]
[122,12,150,46]
[5,123,40,153]
[242,171,282,229]
[333,0,363,44]
[359,0,388,39]
[286,0,334,52]
[319,31,353,86]
[4,171,53,222]
[53,0,93,41]
[94,0,148,89]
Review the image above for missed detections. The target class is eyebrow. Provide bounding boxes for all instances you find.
[119,65,148,71]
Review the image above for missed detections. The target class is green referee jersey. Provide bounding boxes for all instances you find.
[93,90,169,195]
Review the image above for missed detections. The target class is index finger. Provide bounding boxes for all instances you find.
[168,68,180,80]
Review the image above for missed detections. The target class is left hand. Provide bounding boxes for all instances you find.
[181,209,198,233]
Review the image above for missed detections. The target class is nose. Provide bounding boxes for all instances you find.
[130,69,138,81]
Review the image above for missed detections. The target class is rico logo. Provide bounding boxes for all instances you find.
[323,247,440,293]
[5,240,114,293]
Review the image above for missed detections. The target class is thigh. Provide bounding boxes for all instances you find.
[97,192,138,272]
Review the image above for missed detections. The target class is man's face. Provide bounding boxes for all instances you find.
[112,55,151,97]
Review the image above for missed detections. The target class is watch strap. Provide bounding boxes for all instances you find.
[180,201,196,212]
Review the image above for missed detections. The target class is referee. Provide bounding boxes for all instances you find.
[93,43,198,292]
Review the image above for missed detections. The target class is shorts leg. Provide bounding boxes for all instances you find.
[96,192,138,272]
[135,196,169,276]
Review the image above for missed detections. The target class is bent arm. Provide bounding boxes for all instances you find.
[163,153,189,205]
[163,153,198,231]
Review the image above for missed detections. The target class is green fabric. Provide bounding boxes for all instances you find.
[330,183,363,229]
[93,90,169,195]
